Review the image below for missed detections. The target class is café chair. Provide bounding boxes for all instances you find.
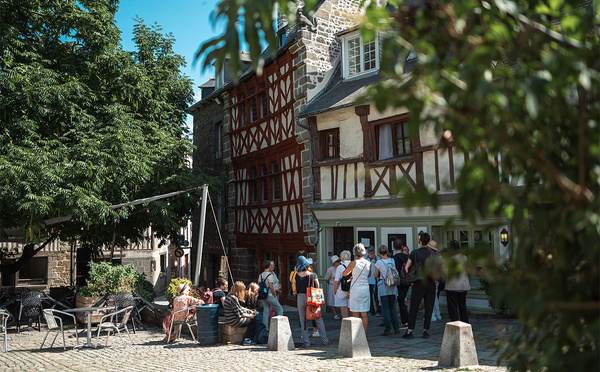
[40,309,79,350]
[95,305,134,347]
[166,305,197,343]
[17,291,43,333]
[1,309,10,352]
[112,291,139,333]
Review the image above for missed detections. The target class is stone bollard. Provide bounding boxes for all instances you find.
[338,317,371,358]
[267,316,295,351]
[438,321,479,367]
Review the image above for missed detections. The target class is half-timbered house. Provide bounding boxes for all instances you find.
[298,24,511,312]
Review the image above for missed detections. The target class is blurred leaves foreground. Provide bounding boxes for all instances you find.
[198,0,599,370]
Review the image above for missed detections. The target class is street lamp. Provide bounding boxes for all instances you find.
[500,228,509,246]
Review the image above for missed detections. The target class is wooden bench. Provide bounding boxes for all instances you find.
[218,321,247,344]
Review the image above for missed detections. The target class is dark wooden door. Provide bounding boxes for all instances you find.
[333,227,354,256]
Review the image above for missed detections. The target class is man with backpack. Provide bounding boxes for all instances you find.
[402,232,437,340]
[392,239,410,328]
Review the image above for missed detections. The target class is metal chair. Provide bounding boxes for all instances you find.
[167,305,197,343]
[17,291,43,333]
[95,305,134,347]
[1,309,11,352]
[112,291,139,333]
[40,309,79,350]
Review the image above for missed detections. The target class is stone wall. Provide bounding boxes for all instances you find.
[290,0,362,246]
[46,248,72,287]
[298,0,361,99]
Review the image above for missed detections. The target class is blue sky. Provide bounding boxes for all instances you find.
[114,0,224,126]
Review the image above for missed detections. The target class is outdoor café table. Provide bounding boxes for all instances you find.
[64,306,114,349]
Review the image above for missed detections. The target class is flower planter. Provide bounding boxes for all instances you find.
[75,295,107,324]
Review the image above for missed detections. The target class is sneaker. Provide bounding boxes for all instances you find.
[402,332,414,339]
[423,331,430,339]
[312,330,320,337]
[400,324,408,330]
[243,338,257,346]
[375,313,381,317]
[333,315,341,320]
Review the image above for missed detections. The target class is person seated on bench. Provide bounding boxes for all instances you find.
[213,278,228,317]
[223,281,258,346]
[243,282,260,311]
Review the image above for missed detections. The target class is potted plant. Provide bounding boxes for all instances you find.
[76,262,153,323]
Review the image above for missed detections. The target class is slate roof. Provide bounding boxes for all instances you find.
[199,79,215,89]
[299,58,416,117]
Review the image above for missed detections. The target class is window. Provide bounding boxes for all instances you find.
[261,91,268,118]
[261,164,269,202]
[239,94,247,126]
[374,118,411,160]
[251,167,258,203]
[343,32,379,78]
[259,82,268,119]
[17,256,48,285]
[214,121,222,159]
[250,88,258,122]
[321,129,340,159]
[272,161,281,201]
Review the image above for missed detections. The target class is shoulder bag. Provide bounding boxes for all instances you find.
[306,273,325,306]
[306,274,322,320]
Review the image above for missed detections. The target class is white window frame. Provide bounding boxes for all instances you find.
[341,31,379,79]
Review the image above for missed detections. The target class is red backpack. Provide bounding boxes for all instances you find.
[200,288,214,304]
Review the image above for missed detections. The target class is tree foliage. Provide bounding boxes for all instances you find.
[198,0,599,370]
[0,0,216,253]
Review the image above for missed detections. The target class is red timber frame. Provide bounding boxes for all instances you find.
[228,50,309,304]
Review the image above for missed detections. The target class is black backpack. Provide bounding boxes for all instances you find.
[340,264,351,291]
[257,273,272,300]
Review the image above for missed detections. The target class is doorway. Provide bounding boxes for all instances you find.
[333,227,354,256]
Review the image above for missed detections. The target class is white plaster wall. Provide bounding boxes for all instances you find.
[367,104,408,121]
[422,151,437,188]
[314,204,461,221]
[437,149,454,191]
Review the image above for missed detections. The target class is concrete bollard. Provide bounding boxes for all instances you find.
[438,321,479,367]
[338,317,371,358]
[267,316,295,351]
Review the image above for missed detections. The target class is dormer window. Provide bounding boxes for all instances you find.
[341,31,379,79]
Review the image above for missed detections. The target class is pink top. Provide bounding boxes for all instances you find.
[172,294,203,322]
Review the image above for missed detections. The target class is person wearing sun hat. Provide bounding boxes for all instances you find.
[324,255,342,320]
[294,255,332,347]
[163,283,204,342]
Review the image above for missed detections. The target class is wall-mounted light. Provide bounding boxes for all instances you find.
[500,228,509,247]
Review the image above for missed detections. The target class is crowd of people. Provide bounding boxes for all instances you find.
[163,235,471,344]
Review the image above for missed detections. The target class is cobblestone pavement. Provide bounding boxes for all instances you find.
[1,309,517,372]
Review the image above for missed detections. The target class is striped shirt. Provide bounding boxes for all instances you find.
[223,295,250,327]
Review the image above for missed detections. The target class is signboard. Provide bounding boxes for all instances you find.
[177,235,185,246]
[174,247,184,258]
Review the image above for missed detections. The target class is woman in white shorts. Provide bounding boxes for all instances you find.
[334,250,352,318]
